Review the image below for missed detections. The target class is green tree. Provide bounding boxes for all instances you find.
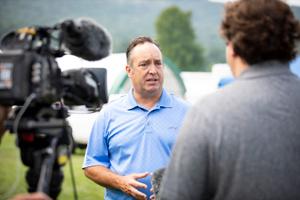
[155,6,206,71]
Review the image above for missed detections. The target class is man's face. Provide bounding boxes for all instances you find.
[126,42,164,98]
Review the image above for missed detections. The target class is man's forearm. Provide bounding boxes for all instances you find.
[84,165,123,189]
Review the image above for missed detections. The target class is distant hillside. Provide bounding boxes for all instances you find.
[1,0,300,67]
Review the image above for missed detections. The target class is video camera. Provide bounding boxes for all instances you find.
[0,18,111,199]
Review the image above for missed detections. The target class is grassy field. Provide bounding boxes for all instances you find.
[0,133,104,200]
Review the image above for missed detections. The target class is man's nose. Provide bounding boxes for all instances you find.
[148,63,158,74]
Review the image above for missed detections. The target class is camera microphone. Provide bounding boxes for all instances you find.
[60,18,112,61]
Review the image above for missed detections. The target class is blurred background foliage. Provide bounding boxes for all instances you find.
[156,6,206,71]
[0,0,299,70]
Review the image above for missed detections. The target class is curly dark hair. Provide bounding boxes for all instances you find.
[220,0,300,65]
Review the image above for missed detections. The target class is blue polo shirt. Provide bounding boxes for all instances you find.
[83,89,189,200]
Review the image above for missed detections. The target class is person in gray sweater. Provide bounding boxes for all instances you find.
[158,0,300,199]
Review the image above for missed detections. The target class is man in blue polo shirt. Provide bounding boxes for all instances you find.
[82,36,189,200]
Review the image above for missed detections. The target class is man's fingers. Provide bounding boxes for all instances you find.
[130,187,147,200]
[131,172,149,179]
[130,180,147,189]
[122,172,149,198]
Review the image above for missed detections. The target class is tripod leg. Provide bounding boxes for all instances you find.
[26,168,39,194]
[25,162,64,199]
[49,168,63,199]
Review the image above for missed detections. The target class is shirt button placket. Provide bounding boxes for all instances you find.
[145,112,152,134]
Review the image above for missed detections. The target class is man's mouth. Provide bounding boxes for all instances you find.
[146,78,158,82]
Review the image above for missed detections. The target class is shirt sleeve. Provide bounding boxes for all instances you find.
[82,109,110,169]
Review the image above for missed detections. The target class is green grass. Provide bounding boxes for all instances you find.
[0,133,104,200]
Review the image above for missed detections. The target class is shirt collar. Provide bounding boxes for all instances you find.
[238,60,291,80]
[126,88,172,110]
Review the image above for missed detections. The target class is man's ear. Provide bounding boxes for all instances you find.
[125,65,132,77]
[227,42,236,57]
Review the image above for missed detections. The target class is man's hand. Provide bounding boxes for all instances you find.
[118,172,149,200]
[84,166,150,199]
[10,192,52,200]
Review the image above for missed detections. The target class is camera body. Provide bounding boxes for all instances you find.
[0,22,109,198]
[0,50,62,106]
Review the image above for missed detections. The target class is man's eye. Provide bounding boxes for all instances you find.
[139,63,147,67]
[155,62,162,67]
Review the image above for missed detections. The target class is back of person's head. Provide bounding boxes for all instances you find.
[126,36,160,64]
[220,0,300,65]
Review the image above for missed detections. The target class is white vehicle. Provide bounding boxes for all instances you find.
[181,63,233,104]
[57,53,186,149]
